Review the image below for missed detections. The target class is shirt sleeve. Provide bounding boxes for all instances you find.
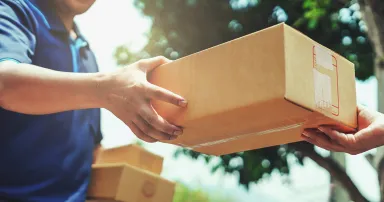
[0,0,36,64]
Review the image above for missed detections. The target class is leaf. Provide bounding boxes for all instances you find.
[303,0,317,9]
[308,18,319,29]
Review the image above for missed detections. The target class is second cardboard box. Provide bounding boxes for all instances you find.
[94,144,163,175]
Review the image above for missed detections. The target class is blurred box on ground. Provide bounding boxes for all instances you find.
[94,144,163,175]
[87,163,175,202]
[149,23,357,155]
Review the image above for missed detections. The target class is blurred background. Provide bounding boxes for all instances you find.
[75,0,384,201]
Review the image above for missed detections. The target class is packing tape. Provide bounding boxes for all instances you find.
[314,45,333,70]
[313,44,334,111]
[185,122,305,149]
[313,68,332,109]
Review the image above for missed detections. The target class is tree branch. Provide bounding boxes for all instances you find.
[377,158,384,202]
[290,142,369,202]
[359,0,384,58]
[359,1,384,200]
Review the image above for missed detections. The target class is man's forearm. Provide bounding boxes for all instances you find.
[0,61,107,114]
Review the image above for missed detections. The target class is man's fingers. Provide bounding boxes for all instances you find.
[127,122,158,143]
[301,134,344,152]
[319,126,362,150]
[301,134,331,150]
[138,104,183,136]
[302,129,345,152]
[133,116,177,141]
[318,126,348,145]
[145,83,187,107]
[111,106,158,143]
[303,129,330,144]
[138,56,172,72]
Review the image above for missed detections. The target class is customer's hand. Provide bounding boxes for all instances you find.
[301,105,384,155]
[102,56,187,143]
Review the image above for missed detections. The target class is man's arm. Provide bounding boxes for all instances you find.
[0,61,105,114]
[0,57,187,142]
[0,0,105,115]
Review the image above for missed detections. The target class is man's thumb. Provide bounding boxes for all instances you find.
[138,56,172,72]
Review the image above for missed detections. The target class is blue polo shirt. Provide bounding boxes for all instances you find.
[0,0,102,201]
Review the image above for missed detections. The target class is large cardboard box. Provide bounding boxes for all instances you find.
[94,144,163,174]
[149,23,357,155]
[87,163,175,202]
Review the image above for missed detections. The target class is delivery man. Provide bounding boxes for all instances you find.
[0,0,186,201]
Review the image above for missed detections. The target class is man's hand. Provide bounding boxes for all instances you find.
[301,105,384,155]
[101,56,187,143]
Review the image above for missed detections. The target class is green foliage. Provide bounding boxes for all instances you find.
[173,183,234,202]
[300,0,330,29]
[174,145,303,189]
[114,0,374,190]
[115,0,374,81]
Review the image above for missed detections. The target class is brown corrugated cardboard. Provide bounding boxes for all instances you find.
[94,144,163,174]
[148,23,357,155]
[87,163,175,202]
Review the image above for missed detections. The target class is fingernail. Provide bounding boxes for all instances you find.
[173,130,183,136]
[179,100,188,107]
[169,135,178,140]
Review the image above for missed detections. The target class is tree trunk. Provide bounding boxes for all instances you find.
[291,142,369,202]
[359,0,384,201]
[330,152,349,202]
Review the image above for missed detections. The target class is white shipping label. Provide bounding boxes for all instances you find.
[315,45,333,70]
[313,69,332,110]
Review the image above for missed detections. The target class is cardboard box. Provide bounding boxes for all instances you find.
[94,144,163,175]
[149,23,357,155]
[87,163,175,202]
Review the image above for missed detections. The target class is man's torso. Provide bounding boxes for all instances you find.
[0,0,102,201]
